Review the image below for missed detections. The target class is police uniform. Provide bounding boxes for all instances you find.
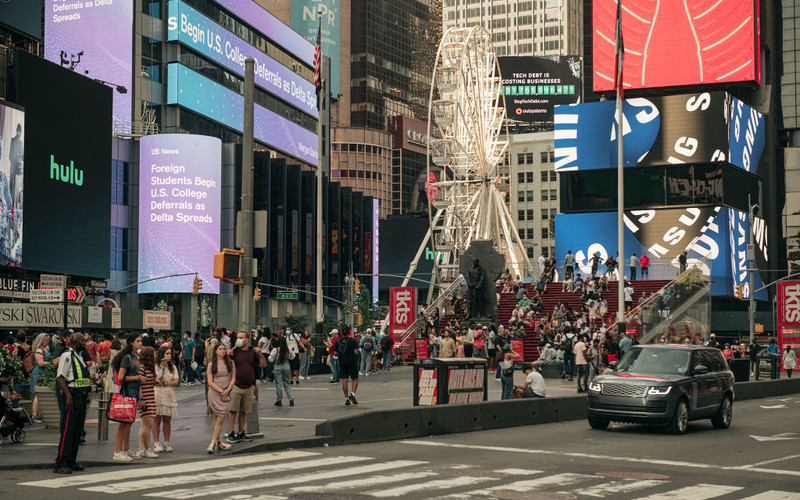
[54,348,90,471]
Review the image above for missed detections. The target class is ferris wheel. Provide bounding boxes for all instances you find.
[425,26,532,287]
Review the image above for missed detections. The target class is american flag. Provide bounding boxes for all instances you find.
[313,15,322,92]
[613,0,624,98]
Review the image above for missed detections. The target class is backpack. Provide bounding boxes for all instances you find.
[380,335,393,351]
[362,336,374,351]
[22,349,34,376]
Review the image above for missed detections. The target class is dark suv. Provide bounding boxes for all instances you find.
[586,345,735,434]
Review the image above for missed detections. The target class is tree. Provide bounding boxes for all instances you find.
[285,313,309,332]
[356,284,388,330]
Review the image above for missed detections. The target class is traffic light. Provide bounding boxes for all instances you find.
[253,287,261,301]
[193,277,203,294]
[354,279,361,295]
[734,284,743,300]
[214,248,244,284]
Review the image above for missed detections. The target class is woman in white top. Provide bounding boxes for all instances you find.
[153,344,179,452]
[782,345,798,378]
[268,336,296,406]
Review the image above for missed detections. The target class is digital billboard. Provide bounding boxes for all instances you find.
[292,0,341,97]
[0,102,24,267]
[592,0,760,92]
[554,206,767,299]
[14,51,112,278]
[167,63,319,166]
[554,92,765,173]
[498,55,581,122]
[379,215,436,291]
[138,134,221,294]
[167,1,317,117]
[44,0,132,128]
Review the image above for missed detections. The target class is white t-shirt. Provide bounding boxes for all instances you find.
[624,286,634,302]
[526,371,546,397]
[574,341,588,365]
[285,331,301,354]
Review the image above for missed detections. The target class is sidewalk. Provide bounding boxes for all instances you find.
[0,366,584,470]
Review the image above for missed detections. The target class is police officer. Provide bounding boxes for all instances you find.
[53,333,91,474]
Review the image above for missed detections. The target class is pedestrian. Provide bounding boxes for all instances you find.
[782,345,798,378]
[767,339,781,379]
[257,330,270,381]
[618,331,632,358]
[379,331,394,371]
[334,328,360,405]
[285,327,302,385]
[181,331,196,385]
[52,333,91,474]
[268,335,295,406]
[325,329,340,383]
[135,346,159,458]
[153,345,179,453]
[299,331,312,380]
[29,332,51,423]
[226,330,266,443]
[574,334,589,393]
[439,330,456,358]
[513,363,546,398]
[629,253,638,280]
[564,250,575,280]
[639,253,650,280]
[678,251,688,274]
[111,333,143,462]
[499,344,521,400]
[207,343,234,453]
[586,338,601,385]
[360,328,375,375]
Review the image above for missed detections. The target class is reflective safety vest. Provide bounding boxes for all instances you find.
[70,350,91,392]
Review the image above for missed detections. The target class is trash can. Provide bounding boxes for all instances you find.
[413,358,487,406]
[730,358,750,382]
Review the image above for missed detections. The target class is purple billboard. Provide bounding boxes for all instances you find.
[138,134,221,294]
[44,0,132,128]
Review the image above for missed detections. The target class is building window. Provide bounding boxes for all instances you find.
[541,228,549,239]
[111,160,128,205]
[526,152,534,164]
[550,151,555,162]
[526,228,534,239]
[541,171,548,182]
[110,227,128,271]
[550,189,557,200]
[541,152,549,163]
[518,210,525,221]
[541,190,548,201]
[518,228,525,239]
[517,153,525,164]
[527,209,534,220]
[518,172,525,183]
[527,247,535,258]
[549,171,557,181]
[542,247,549,257]
[518,191,525,202]
[526,191,535,202]
[542,209,549,220]
[526,172,534,183]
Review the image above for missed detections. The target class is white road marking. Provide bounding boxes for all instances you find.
[741,492,800,500]
[18,450,318,488]
[481,473,590,492]
[498,468,543,475]
[759,404,788,409]
[633,484,743,500]
[81,455,369,494]
[369,476,495,498]
[144,460,427,499]
[581,479,666,497]
[749,433,798,442]
[741,453,800,468]
[291,472,438,493]
[20,443,58,446]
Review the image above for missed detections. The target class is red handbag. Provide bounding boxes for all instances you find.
[107,393,137,423]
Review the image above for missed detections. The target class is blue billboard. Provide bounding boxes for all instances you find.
[167,63,319,166]
[291,0,340,97]
[554,207,766,299]
[167,1,317,117]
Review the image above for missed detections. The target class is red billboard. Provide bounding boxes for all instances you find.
[389,286,416,328]
[777,281,800,370]
[592,0,760,93]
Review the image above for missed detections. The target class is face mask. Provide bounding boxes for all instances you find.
[235,338,244,348]
[137,348,142,354]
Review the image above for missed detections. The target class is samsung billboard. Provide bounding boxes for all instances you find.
[138,134,221,294]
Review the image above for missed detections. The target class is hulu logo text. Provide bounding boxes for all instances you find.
[50,155,84,187]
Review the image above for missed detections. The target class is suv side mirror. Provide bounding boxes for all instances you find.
[693,364,709,375]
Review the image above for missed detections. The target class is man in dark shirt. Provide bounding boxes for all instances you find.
[227,331,266,443]
[334,329,360,406]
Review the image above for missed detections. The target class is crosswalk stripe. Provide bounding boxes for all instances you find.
[368,476,496,498]
[633,484,743,500]
[482,472,591,492]
[580,479,667,497]
[17,450,318,488]
[144,459,428,499]
[291,472,439,493]
[81,455,370,494]
[740,493,800,500]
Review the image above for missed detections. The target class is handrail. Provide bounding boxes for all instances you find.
[396,275,465,351]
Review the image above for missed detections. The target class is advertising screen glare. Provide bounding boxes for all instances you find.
[0,103,24,267]
[554,206,767,299]
[554,92,765,173]
[44,0,132,127]
[167,64,319,166]
[14,51,111,278]
[291,0,341,97]
[498,56,581,122]
[592,0,760,92]
[167,1,317,117]
[138,134,221,294]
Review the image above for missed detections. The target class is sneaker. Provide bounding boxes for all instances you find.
[216,440,230,451]
[226,431,240,443]
[274,400,282,407]
[289,399,294,407]
[329,380,338,384]
[295,380,300,386]
[144,448,160,458]
[348,393,358,405]
[153,442,164,453]
[163,442,173,452]
[112,452,133,462]
[129,450,143,460]
[207,441,216,454]
[345,398,351,406]
[236,432,253,442]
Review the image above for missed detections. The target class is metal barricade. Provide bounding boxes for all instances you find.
[97,392,109,441]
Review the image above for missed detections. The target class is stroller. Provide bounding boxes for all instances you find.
[0,396,30,445]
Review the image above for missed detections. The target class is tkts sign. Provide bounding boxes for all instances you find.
[777,282,800,371]
[390,287,415,328]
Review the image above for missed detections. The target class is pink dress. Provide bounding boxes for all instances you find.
[155,364,179,417]
[207,361,232,418]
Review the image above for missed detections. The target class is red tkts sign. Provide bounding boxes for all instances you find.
[390,287,415,328]
[777,282,800,366]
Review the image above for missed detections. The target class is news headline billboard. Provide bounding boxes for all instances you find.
[554,206,767,299]
[292,0,341,98]
[167,63,319,166]
[14,51,112,278]
[592,0,760,92]
[499,56,581,122]
[44,0,132,128]
[554,92,765,174]
[138,134,221,294]
[167,0,317,117]
[0,102,24,267]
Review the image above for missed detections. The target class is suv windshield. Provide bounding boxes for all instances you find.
[616,348,690,375]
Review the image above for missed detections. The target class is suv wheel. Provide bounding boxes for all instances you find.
[668,399,689,434]
[588,417,609,430]
[711,395,733,429]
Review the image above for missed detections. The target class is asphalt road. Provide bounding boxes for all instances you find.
[7,396,800,500]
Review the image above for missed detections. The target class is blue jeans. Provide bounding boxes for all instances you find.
[500,371,514,400]
[299,351,310,378]
[273,362,294,402]
[361,350,372,373]
[330,356,340,382]
[382,350,392,371]
[184,360,195,383]
[563,352,575,378]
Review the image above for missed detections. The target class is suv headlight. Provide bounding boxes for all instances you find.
[647,386,672,395]
[589,382,601,392]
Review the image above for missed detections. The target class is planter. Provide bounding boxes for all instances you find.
[35,386,61,429]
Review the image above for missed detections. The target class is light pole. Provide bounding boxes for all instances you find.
[748,201,758,344]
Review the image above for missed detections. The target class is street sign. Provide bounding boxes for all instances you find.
[277,291,298,300]
[111,308,122,329]
[30,288,64,303]
[40,274,67,289]
[90,279,108,288]
[66,286,85,304]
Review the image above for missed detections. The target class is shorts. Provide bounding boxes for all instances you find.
[339,362,359,380]
[229,385,254,413]
[487,348,497,358]
[642,267,649,275]
[289,356,300,371]
[522,388,544,398]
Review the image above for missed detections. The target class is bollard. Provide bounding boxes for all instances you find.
[245,399,263,438]
[97,392,109,441]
